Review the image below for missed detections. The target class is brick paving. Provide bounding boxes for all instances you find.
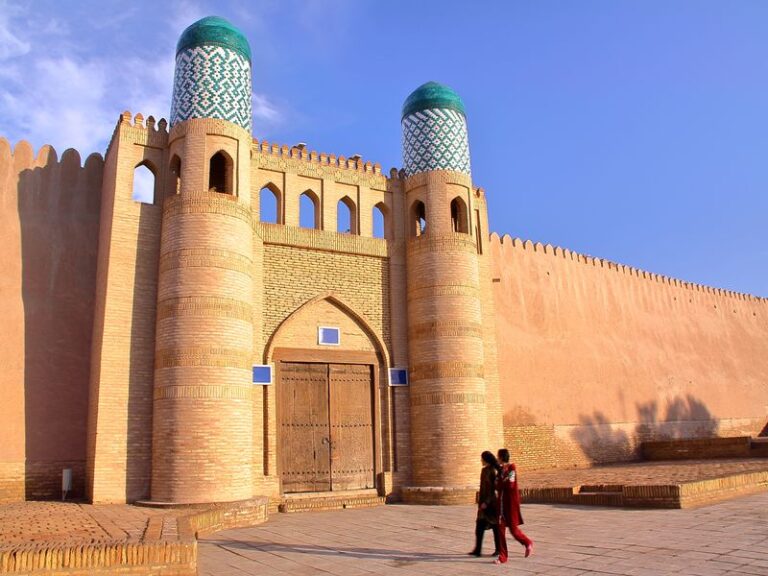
[199,492,768,576]
[0,502,177,549]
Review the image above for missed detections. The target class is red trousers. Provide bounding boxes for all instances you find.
[497,516,532,563]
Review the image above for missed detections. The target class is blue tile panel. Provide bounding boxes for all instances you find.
[170,44,252,132]
[402,108,471,177]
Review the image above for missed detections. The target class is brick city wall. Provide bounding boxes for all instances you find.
[0,138,102,503]
[491,234,768,470]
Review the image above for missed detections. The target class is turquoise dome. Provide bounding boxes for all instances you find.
[176,16,251,62]
[402,81,466,120]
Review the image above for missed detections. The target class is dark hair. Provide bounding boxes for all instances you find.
[481,450,502,473]
[497,448,510,463]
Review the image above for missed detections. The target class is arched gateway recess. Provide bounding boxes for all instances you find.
[266,295,389,495]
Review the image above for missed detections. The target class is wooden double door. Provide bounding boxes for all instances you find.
[278,362,375,493]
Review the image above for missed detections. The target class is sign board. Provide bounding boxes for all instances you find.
[252,365,272,385]
[389,368,409,386]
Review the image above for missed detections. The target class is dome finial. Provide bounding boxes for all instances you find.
[402,81,466,120]
[176,16,251,62]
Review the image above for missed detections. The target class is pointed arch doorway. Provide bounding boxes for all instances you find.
[267,295,388,496]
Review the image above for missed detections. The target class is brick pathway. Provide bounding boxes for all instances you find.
[199,492,768,575]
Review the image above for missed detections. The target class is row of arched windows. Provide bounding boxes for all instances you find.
[259,186,389,239]
[132,155,470,242]
[409,197,470,237]
[132,150,233,203]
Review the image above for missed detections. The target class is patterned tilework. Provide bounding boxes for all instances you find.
[401,108,471,177]
[170,45,252,132]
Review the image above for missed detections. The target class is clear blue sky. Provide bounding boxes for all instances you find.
[1,1,766,296]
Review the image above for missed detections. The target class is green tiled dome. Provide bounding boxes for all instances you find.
[402,81,466,120]
[176,16,251,62]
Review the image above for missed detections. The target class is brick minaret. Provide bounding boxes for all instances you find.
[151,17,256,503]
[401,82,494,503]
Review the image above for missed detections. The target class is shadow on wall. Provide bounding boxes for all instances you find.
[18,146,102,499]
[571,394,718,465]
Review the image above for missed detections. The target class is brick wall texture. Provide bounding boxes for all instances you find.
[1,112,767,504]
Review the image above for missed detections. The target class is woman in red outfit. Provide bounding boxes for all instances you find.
[494,448,533,564]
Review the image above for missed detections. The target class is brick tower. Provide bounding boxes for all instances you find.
[401,82,494,503]
[151,17,256,503]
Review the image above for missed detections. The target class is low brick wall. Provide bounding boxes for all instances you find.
[641,437,752,461]
[400,486,477,505]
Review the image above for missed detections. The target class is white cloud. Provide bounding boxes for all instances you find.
[0,2,30,60]
[253,93,282,123]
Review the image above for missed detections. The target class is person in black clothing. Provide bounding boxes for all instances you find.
[468,451,501,557]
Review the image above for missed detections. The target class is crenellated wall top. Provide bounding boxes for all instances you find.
[490,232,767,304]
[105,111,169,156]
[0,137,103,173]
[252,138,391,190]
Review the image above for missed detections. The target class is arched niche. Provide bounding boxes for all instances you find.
[132,161,156,204]
[337,196,357,234]
[410,200,426,237]
[260,183,282,223]
[209,150,234,195]
[300,190,320,229]
[450,196,469,234]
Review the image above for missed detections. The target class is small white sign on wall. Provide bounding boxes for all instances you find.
[318,326,340,346]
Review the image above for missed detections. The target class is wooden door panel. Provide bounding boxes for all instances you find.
[329,364,375,491]
[279,363,331,492]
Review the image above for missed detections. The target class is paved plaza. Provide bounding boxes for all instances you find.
[199,492,768,576]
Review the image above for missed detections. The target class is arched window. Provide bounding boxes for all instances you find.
[260,184,281,223]
[373,202,389,239]
[410,200,426,237]
[132,162,156,204]
[337,196,357,234]
[169,155,181,195]
[450,197,469,233]
[209,150,233,195]
[300,190,320,229]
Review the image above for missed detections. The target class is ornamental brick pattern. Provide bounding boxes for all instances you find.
[170,45,252,132]
[402,108,471,177]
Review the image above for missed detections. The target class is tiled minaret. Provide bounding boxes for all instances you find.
[151,16,256,503]
[401,82,495,503]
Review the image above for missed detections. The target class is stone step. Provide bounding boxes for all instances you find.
[278,491,385,513]
[573,492,624,507]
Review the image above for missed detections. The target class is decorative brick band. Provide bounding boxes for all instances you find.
[407,234,477,255]
[157,296,253,322]
[154,384,252,400]
[410,391,486,407]
[159,247,253,275]
[410,361,485,381]
[163,192,253,224]
[408,320,483,339]
[257,222,389,258]
[407,284,480,299]
[155,346,252,369]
